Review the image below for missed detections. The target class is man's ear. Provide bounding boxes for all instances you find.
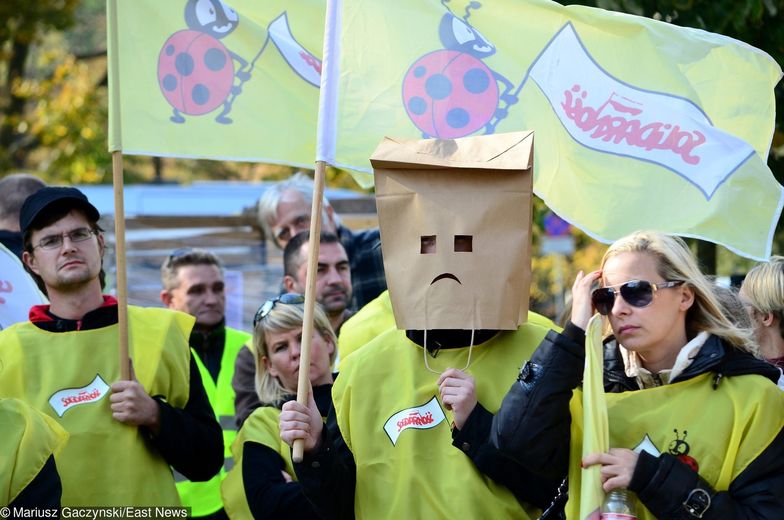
[325,205,337,231]
[283,275,297,293]
[160,289,174,308]
[22,251,40,275]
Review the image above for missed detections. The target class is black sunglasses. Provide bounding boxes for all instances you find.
[591,280,684,315]
[253,293,305,327]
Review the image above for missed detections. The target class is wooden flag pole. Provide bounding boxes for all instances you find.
[292,160,327,462]
[112,151,131,380]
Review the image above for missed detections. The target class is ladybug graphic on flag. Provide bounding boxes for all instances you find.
[158,0,251,124]
[402,0,518,138]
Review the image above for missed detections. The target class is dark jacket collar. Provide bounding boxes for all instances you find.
[603,334,780,391]
[29,295,118,331]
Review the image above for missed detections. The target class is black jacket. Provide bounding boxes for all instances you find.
[492,322,784,519]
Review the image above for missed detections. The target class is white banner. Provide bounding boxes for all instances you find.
[0,242,47,330]
[529,23,755,199]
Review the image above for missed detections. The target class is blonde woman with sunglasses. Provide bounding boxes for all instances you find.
[493,230,784,519]
[221,294,336,519]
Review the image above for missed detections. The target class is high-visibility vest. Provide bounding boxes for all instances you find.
[176,326,252,517]
[566,371,784,519]
[334,321,553,519]
[221,397,331,519]
[1,398,68,505]
[0,307,192,505]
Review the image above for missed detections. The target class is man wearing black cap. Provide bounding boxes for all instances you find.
[0,186,223,507]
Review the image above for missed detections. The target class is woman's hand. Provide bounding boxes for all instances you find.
[279,384,323,453]
[582,448,639,491]
[571,270,602,330]
[438,368,477,430]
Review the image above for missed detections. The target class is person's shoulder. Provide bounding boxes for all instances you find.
[0,320,34,337]
[713,336,781,384]
[225,325,252,341]
[239,405,283,443]
[245,405,281,425]
[130,306,195,327]
[338,327,404,373]
[341,225,381,247]
[500,311,559,342]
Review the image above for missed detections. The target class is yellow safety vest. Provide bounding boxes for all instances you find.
[338,290,396,363]
[335,320,553,519]
[221,397,331,519]
[566,372,784,519]
[1,398,68,506]
[177,326,251,517]
[0,306,193,506]
[221,407,292,520]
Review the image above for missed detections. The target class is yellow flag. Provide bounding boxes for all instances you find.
[107,0,324,168]
[580,314,610,519]
[318,0,783,260]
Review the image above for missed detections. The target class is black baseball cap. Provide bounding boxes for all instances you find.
[20,187,100,233]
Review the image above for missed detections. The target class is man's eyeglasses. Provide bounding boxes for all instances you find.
[253,293,305,327]
[34,227,96,250]
[591,280,684,316]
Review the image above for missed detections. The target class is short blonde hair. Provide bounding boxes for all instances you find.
[253,299,337,405]
[741,256,784,338]
[601,231,757,354]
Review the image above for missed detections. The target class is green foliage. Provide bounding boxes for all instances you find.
[0,0,99,177]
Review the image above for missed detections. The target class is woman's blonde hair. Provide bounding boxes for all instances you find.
[601,231,757,354]
[741,256,784,339]
[253,299,337,405]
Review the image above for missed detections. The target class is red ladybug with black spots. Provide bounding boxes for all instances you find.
[402,0,518,138]
[158,0,251,124]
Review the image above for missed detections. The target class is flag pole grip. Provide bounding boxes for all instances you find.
[292,161,327,462]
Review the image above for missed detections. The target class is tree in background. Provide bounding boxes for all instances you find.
[0,1,79,171]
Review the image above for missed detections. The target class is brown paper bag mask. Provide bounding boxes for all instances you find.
[371,131,533,331]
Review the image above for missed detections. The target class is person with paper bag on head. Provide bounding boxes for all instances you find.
[279,131,560,519]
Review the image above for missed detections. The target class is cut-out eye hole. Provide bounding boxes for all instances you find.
[454,235,472,252]
[420,235,436,254]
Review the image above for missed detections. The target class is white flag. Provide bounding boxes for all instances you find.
[0,243,47,330]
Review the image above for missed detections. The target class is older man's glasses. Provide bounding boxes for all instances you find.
[591,280,684,315]
[34,227,96,250]
[253,293,305,327]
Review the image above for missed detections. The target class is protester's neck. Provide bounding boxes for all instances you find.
[193,319,225,334]
[328,311,345,333]
[760,331,784,361]
[46,283,105,320]
[406,329,499,352]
